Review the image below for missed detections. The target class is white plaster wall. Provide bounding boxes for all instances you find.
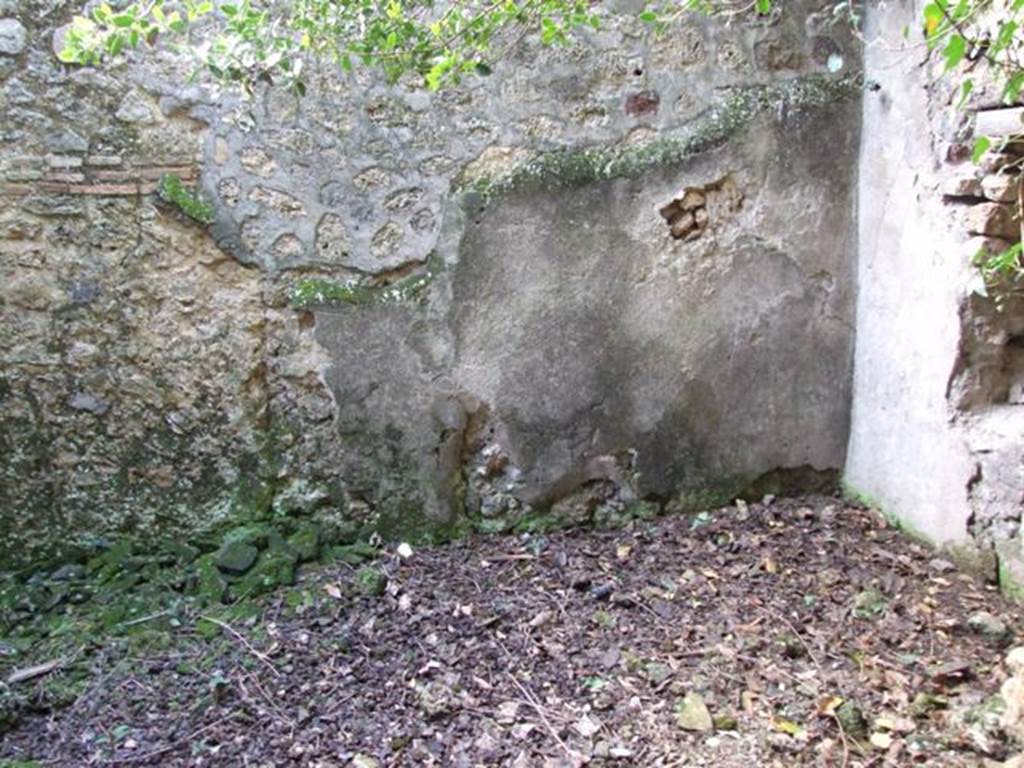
[845,0,977,543]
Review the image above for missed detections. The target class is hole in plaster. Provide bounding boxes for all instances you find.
[658,188,708,240]
[658,176,743,241]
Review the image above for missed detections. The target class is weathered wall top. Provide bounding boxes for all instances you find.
[197,1,854,273]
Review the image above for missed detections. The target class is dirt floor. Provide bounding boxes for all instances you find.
[1,496,1021,767]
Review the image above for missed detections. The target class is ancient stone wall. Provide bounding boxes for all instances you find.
[0,0,862,569]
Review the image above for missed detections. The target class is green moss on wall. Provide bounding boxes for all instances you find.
[998,558,1024,602]
[291,278,374,307]
[841,480,935,545]
[290,253,443,310]
[157,173,215,225]
[460,73,861,204]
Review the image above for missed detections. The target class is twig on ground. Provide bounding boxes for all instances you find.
[831,711,852,768]
[770,609,823,670]
[493,635,577,760]
[198,615,280,677]
[505,671,577,762]
[6,658,64,685]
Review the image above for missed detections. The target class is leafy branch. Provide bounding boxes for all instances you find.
[59,0,602,93]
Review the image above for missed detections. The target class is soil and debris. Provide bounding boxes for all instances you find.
[1,496,1021,767]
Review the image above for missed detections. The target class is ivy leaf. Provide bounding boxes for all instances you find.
[943,33,966,71]
[1004,71,1024,104]
[107,33,125,56]
[923,3,944,41]
[992,20,1018,55]
[971,135,991,164]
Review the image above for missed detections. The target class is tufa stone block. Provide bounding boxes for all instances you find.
[85,155,123,167]
[942,172,984,198]
[965,202,1020,240]
[47,155,83,169]
[981,173,1020,204]
[0,18,26,56]
[975,107,1024,138]
[670,211,695,238]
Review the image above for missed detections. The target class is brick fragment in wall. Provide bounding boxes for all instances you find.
[132,164,197,180]
[4,156,42,170]
[965,202,1021,240]
[670,211,695,238]
[57,181,159,195]
[981,173,1020,204]
[89,170,139,182]
[625,90,660,117]
[239,146,277,178]
[45,172,86,184]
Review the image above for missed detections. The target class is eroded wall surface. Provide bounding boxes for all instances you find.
[0,0,861,567]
